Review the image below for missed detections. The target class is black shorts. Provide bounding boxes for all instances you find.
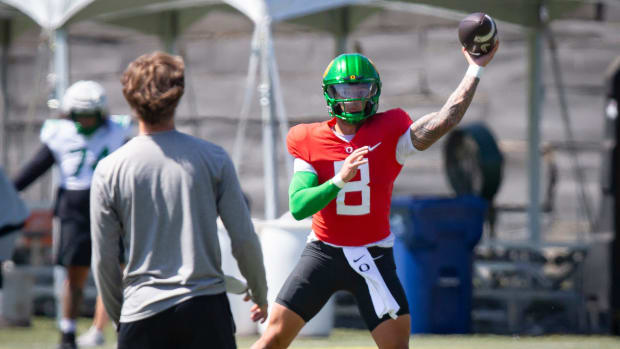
[56,219,126,267]
[276,241,409,331]
[117,293,236,349]
[56,219,91,267]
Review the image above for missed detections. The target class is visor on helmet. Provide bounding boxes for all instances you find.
[326,82,378,100]
[70,110,101,120]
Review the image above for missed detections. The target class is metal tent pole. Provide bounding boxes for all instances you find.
[545,23,594,233]
[609,57,620,336]
[232,26,260,170]
[267,28,292,182]
[54,28,69,99]
[334,6,350,54]
[1,19,10,168]
[527,27,543,245]
[259,19,279,220]
[163,11,179,54]
[52,26,70,326]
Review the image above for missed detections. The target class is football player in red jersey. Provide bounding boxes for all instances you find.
[252,42,498,349]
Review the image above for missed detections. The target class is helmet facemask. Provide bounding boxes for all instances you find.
[70,110,105,135]
[322,54,382,124]
[324,81,380,123]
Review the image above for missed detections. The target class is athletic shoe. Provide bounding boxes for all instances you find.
[57,332,77,349]
[77,326,105,347]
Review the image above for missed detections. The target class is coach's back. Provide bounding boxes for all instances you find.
[90,129,267,324]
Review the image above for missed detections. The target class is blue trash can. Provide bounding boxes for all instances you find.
[390,195,486,334]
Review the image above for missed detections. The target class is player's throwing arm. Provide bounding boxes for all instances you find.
[410,13,499,151]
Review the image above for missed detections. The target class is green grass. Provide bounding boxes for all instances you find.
[0,317,619,348]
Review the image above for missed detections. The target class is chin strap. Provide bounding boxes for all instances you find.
[74,115,104,136]
[333,101,375,124]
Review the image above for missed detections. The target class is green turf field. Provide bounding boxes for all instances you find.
[0,317,619,348]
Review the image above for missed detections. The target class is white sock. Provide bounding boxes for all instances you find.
[60,318,76,333]
[90,326,104,335]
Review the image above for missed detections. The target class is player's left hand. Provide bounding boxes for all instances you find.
[339,146,369,182]
[245,293,269,323]
[463,39,499,67]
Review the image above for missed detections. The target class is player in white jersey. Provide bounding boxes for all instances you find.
[14,81,132,349]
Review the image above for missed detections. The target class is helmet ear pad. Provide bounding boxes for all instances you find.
[364,101,374,116]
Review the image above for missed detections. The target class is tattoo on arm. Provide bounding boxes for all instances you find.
[410,75,479,150]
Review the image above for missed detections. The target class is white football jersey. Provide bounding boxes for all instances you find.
[41,115,132,190]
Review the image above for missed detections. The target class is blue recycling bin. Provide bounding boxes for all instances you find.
[390,195,486,334]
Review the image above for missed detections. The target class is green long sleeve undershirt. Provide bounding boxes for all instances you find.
[289,171,342,220]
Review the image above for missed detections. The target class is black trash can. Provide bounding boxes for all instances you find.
[390,195,486,334]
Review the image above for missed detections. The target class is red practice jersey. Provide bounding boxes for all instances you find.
[287,108,413,246]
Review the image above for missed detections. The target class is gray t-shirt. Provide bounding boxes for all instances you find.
[90,130,267,324]
[0,167,29,261]
[0,166,29,229]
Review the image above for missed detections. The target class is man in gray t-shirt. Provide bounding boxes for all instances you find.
[0,166,30,321]
[90,51,268,349]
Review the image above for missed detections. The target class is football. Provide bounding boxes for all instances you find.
[458,12,498,56]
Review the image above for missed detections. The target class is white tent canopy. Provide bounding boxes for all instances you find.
[0,0,379,30]
[1,0,90,30]
[0,0,391,220]
[0,0,609,234]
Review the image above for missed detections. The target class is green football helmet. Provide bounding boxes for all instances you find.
[322,53,381,124]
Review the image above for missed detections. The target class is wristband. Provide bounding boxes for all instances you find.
[466,64,484,79]
[331,174,345,188]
